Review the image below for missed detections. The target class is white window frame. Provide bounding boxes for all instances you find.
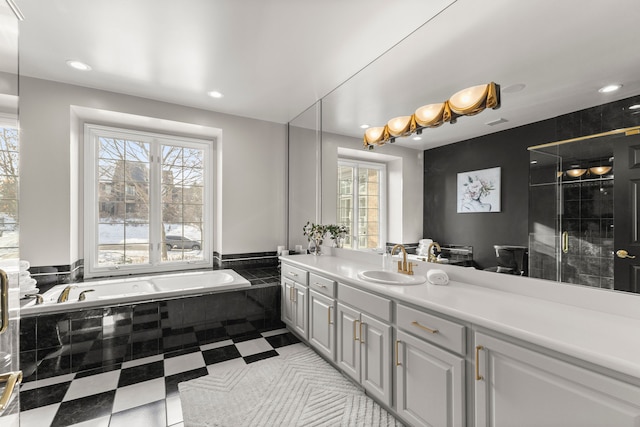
[84,124,214,278]
[337,159,387,250]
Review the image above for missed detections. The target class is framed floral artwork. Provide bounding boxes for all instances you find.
[457,167,501,213]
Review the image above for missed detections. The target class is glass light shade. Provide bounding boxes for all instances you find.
[557,171,564,178]
[364,127,386,144]
[589,166,612,176]
[387,116,412,136]
[414,103,445,127]
[448,84,489,114]
[566,168,587,177]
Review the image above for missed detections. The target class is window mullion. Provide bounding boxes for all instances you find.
[352,165,359,250]
[149,141,162,265]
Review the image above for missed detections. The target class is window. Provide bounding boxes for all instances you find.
[337,159,386,250]
[0,117,19,259]
[84,125,213,277]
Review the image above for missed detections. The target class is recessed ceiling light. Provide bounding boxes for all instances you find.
[66,60,91,71]
[207,91,224,98]
[629,104,640,110]
[360,124,370,129]
[412,136,422,141]
[598,84,622,93]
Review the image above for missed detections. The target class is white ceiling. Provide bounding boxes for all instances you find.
[11,0,640,150]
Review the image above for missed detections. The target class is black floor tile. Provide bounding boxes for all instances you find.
[202,345,242,365]
[51,390,116,427]
[164,347,201,359]
[164,367,208,397]
[231,331,263,343]
[118,360,164,388]
[20,381,71,411]
[244,350,279,364]
[74,363,122,379]
[265,332,301,348]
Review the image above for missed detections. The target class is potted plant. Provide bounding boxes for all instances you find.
[303,221,328,255]
[326,224,349,248]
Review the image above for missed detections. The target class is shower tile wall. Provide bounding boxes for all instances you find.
[562,179,614,288]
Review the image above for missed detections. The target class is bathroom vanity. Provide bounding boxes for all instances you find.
[280,251,640,427]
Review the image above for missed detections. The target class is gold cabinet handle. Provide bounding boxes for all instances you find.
[289,287,293,302]
[328,306,333,325]
[562,231,569,254]
[353,319,360,341]
[360,322,365,344]
[314,282,327,288]
[411,321,439,334]
[475,345,484,381]
[616,249,636,259]
[0,270,7,335]
[288,271,298,277]
[395,340,402,366]
[0,371,22,412]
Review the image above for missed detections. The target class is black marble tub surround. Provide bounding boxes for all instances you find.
[19,270,282,384]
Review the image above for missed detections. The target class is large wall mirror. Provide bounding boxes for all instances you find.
[288,0,640,296]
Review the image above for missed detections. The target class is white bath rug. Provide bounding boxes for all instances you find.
[178,346,403,427]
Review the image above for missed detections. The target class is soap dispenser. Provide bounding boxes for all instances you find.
[382,247,392,271]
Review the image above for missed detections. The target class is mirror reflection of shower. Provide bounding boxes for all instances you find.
[529,135,615,289]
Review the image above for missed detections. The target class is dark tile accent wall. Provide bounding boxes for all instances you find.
[214,251,279,268]
[19,281,283,383]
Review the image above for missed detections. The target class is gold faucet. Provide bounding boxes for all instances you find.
[427,242,442,263]
[57,285,77,303]
[391,244,416,275]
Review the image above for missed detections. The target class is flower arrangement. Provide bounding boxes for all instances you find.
[326,224,349,248]
[303,222,349,254]
[303,221,327,255]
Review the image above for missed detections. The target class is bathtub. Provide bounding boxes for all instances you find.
[21,269,251,315]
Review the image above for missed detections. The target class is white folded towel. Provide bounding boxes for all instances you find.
[427,269,449,285]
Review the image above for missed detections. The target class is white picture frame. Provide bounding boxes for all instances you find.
[457,167,501,213]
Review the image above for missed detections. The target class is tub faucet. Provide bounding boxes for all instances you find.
[25,293,43,305]
[428,242,442,263]
[78,289,95,301]
[57,285,77,303]
[391,244,416,275]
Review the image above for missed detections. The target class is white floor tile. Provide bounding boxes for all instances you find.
[235,338,273,357]
[166,394,184,426]
[206,357,246,375]
[19,403,60,427]
[261,328,289,338]
[20,373,76,392]
[163,352,206,376]
[63,370,120,401]
[112,377,166,413]
[121,354,164,369]
[68,415,110,427]
[200,339,234,351]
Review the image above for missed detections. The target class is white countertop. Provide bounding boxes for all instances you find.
[281,253,640,380]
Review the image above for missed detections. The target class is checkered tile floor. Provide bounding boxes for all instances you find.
[19,328,303,427]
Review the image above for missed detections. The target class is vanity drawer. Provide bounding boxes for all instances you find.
[338,283,392,322]
[281,263,308,286]
[309,273,336,298]
[397,304,466,355]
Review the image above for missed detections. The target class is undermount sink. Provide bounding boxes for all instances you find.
[357,270,426,285]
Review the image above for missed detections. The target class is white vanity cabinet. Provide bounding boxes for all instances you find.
[336,283,393,406]
[474,332,640,427]
[281,263,309,340]
[308,273,337,361]
[395,304,466,427]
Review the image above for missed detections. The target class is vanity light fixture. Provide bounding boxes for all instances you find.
[363,82,500,148]
[566,168,587,178]
[66,60,91,71]
[598,84,622,93]
[589,166,612,176]
[629,104,640,110]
